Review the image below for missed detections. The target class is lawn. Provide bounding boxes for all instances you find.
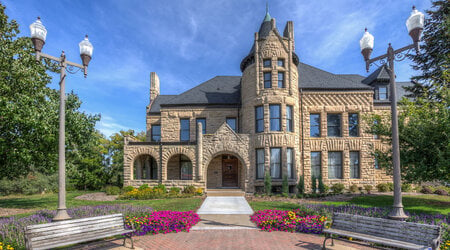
[250,194,450,215]
[0,191,203,214]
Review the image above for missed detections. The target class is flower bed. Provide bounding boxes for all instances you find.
[251,209,327,234]
[125,210,200,235]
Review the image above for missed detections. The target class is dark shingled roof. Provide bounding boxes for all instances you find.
[338,74,366,83]
[149,95,176,113]
[160,76,241,107]
[298,63,373,90]
[362,64,390,85]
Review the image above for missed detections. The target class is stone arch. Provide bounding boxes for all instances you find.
[204,150,249,189]
[125,147,160,167]
[162,146,196,168]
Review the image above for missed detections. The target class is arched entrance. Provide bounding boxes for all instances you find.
[206,154,244,188]
[133,154,158,180]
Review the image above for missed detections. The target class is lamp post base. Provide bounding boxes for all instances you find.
[388,206,408,220]
[52,208,71,222]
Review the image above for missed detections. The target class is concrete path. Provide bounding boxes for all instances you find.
[196,196,253,215]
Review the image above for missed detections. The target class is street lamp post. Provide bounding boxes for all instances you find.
[359,6,424,220]
[29,17,94,221]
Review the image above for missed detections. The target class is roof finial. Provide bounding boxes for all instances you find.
[264,2,271,22]
[266,2,269,14]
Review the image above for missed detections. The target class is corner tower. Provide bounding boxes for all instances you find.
[240,8,300,192]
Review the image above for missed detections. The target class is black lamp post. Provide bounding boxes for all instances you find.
[359,6,424,220]
[29,17,94,221]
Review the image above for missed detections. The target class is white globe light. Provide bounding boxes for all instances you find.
[406,6,425,34]
[79,35,94,57]
[29,17,47,42]
[359,29,374,52]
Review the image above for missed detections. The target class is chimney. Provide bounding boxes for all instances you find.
[150,72,160,104]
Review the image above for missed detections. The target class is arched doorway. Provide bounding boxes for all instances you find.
[207,154,244,188]
[133,154,158,180]
[167,154,193,180]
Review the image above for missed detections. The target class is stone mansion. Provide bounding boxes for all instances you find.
[123,11,411,193]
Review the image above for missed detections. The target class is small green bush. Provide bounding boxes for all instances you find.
[105,186,121,195]
[264,172,272,195]
[401,183,412,192]
[169,187,181,194]
[311,176,317,194]
[377,183,389,192]
[282,175,289,196]
[297,175,305,195]
[123,186,135,193]
[349,184,358,193]
[331,183,345,194]
[182,185,196,194]
[364,185,373,194]
[318,175,325,194]
[420,186,434,194]
[155,184,167,193]
[138,184,149,191]
[322,184,329,194]
[0,173,58,195]
[386,183,394,191]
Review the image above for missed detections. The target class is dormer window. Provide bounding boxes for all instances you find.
[277,59,284,67]
[378,86,388,100]
[263,59,271,68]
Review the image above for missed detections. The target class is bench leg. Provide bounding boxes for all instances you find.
[322,234,329,250]
[124,234,134,249]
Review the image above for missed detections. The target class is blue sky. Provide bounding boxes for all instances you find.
[4,0,431,137]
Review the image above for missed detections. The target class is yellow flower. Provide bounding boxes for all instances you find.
[349,237,352,241]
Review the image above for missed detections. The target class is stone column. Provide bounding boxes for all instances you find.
[196,122,203,181]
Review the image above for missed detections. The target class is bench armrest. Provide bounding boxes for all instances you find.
[324,220,332,229]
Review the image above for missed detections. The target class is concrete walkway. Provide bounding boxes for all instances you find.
[197,196,253,215]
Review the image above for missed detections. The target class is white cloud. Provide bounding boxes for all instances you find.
[96,115,140,137]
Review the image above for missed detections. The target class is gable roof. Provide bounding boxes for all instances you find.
[298,63,373,90]
[362,64,390,85]
[160,76,241,107]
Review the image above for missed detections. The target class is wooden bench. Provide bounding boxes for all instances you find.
[322,213,441,250]
[25,213,134,250]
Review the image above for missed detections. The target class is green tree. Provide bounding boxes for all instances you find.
[264,172,272,195]
[318,175,325,194]
[281,175,289,196]
[0,3,100,180]
[407,0,449,100]
[311,176,317,194]
[297,175,305,195]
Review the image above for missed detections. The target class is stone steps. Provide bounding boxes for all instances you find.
[206,188,245,197]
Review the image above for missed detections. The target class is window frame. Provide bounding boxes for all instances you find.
[287,148,294,179]
[277,72,285,88]
[151,124,161,142]
[310,113,321,137]
[264,72,272,88]
[180,118,190,141]
[196,118,206,135]
[255,106,264,133]
[263,59,271,68]
[286,105,293,132]
[270,147,282,179]
[350,151,360,179]
[269,104,281,131]
[311,151,321,178]
[277,59,285,67]
[327,113,342,137]
[328,151,343,179]
[256,149,265,179]
[226,117,237,132]
[348,113,359,137]
[378,86,388,100]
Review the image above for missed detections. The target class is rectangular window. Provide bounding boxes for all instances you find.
[255,106,264,133]
[196,118,206,135]
[379,86,387,100]
[348,113,359,137]
[256,149,265,179]
[269,104,281,131]
[226,117,237,132]
[328,152,342,179]
[350,151,360,178]
[264,72,272,88]
[310,114,320,137]
[151,124,161,142]
[180,118,190,141]
[373,120,379,139]
[311,152,321,178]
[286,105,293,132]
[327,114,341,137]
[287,148,294,179]
[263,59,271,68]
[278,72,285,88]
[374,157,380,169]
[270,148,281,179]
[277,59,284,67]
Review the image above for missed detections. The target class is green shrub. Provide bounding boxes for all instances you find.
[349,184,358,193]
[155,184,167,193]
[311,176,317,194]
[297,175,305,195]
[420,186,434,194]
[377,183,389,192]
[264,172,272,195]
[401,183,412,192]
[434,189,448,196]
[0,173,58,195]
[364,185,373,194]
[318,175,325,194]
[138,184,149,191]
[182,185,196,194]
[386,183,394,191]
[123,186,135,193]
[331,183,345,194]
[322,184,329,194]
[195,188,204,196]
[105,186,121,195]
[169,187,181,194]
[282,175,289,196]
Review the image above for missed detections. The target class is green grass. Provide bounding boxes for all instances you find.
[249,194,450,215]
[0,191,203,213]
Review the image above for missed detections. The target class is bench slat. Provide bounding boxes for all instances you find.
[27,217,123,234]
[324,228,429,250]
[334,213,440,229]
[26,214,124,230]
[30,222,125,241]
[333,218,439,234]
[31,229,133,250]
